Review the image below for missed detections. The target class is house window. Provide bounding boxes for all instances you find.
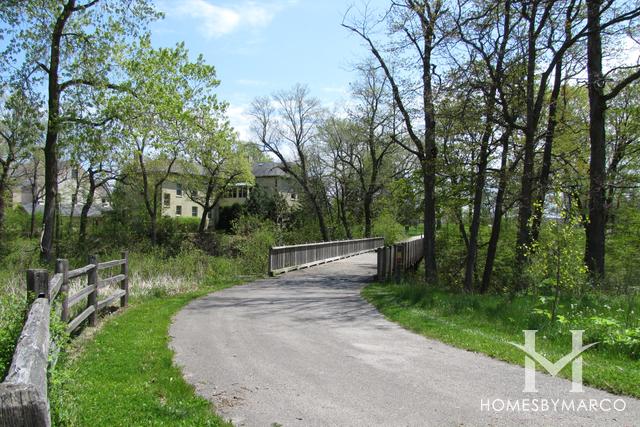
[207,210,213,219]
[224,187,235,198]
[192,206,198,217]
[176,183,183,197]
[190,190,198,198]
[175,205,182,216]
[101,198,108,207]
[71,168,78,179]
[163,193,170,207]
[291,193,297,200]
[238,186,248,198]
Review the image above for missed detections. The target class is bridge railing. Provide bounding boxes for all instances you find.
[269,237,384,276]
[376,236,424,281]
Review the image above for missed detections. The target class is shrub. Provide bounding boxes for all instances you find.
[0,274,26,379]
[230,215,279,275]
[217,203,244,231]
[372,210,406,245]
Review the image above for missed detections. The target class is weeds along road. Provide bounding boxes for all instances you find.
[169,252,640,426]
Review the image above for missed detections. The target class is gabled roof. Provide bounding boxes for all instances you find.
[252,162,287,178]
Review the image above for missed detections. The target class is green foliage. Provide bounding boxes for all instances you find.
[49,288,236,426]
[217,203,244,231]
[245,184,290,223]
[525,206,587,293]
[372,210,406,244]
[230,215,279,275]
[0,207,40,254]
[0,288,25,380]
[606,203,640,291]
[364,282,640,396]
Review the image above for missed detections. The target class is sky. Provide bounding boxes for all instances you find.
[151,0,387,140]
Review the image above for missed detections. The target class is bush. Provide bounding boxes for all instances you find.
[372,210,406,245]
[229,215,279,275]
[217,203,244,231]
[0,273,26,379]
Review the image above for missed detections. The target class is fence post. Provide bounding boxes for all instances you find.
[88,255,98,327]
[120,251,129,307]
[26,269,49,303]
[56,259,70,322]
[395,244,404,283]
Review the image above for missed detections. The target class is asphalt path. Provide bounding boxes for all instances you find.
[169,252,640,426]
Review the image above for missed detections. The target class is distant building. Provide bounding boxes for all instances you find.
[160,161,298,227]
[10,161,111,217]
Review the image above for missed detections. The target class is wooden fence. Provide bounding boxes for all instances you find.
[269,237,384,276]
[0,253,129,427]
[376,236,424,281]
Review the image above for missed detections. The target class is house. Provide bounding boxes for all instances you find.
[10,161,111,218]
[160,161,298,227]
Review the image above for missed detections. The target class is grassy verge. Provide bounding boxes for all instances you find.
[362,282,640,398]
[50,278,240,426]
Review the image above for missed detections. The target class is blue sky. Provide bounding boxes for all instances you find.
[152,0,387,140]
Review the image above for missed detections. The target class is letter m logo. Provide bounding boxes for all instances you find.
[510,330,597,393]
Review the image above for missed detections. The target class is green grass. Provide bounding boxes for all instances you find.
[50,280,240,426]
[362,282,640,398]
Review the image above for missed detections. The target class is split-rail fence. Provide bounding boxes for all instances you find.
[0,253,129,427]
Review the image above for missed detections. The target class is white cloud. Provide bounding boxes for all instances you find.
[169,0,285,38]
[227,104,253,141]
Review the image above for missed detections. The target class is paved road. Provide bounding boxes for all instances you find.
[170,252,639,426]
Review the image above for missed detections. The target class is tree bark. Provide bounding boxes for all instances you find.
[363,192,373,238]
[531,61,563,243]
[480,132,511,294]
[585,0,607,280]
[0,166,9,243]
[463,130,490,293]
[515,7,539,276]
[422,159,438,283]
[41,1,75,262]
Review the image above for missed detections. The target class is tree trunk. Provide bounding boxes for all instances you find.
[480,132,511,294]
[363,192,373,238]
[532,61,563,242]
[29,196,37,238]
[78,171,96,246]
[41,1,74,262]
[313,195,330,241]
[336,188,352,239]
[150,214,157,245]
[515,5,541,283]
[464,133,490,293]
[0,185,5,245]
[422,160,438,284]
[0,168,8,243]
[585,0,607,280]
[198,209,209,233]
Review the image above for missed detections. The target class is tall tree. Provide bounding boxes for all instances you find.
[0,87,42,243]
[584,0,640,280]
[343,0,446,283]
[324,63,397,237]
[2,0,158,261]
[184,112,253,233]
[113,38,224,245]
[250,84,331,241]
